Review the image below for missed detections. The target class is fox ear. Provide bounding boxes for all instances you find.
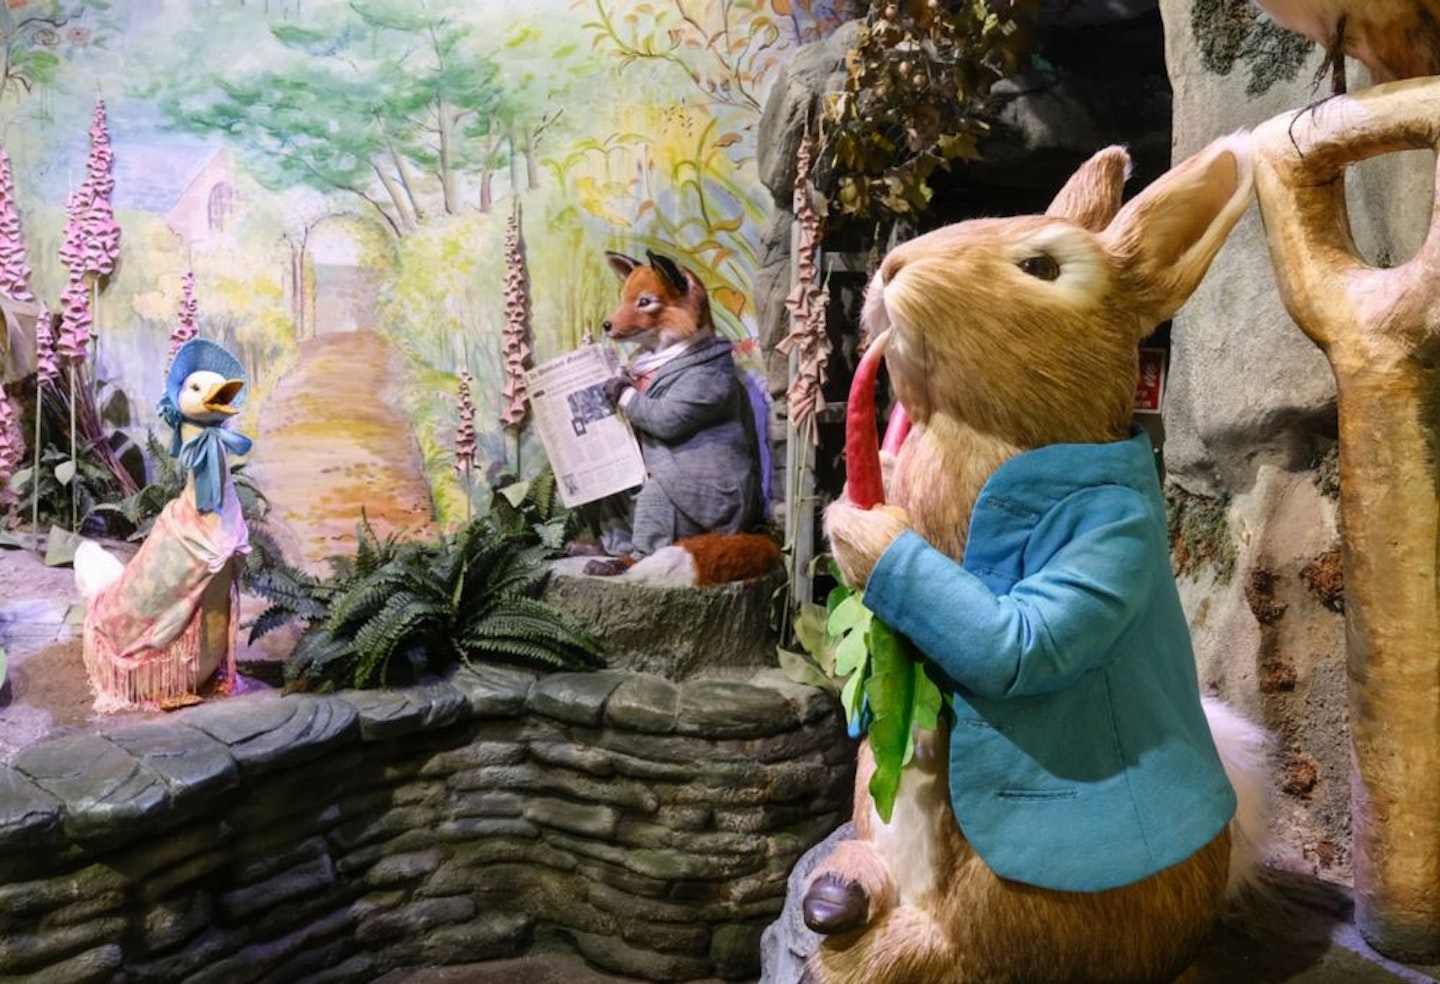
[1101,133,1254,331]
[607,252,640,281]
[1046,145,1131,232]
[645,250,690,296]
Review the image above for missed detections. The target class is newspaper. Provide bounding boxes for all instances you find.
[526,343,646,508]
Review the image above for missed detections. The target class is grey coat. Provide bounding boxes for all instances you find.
[622,335,762,550]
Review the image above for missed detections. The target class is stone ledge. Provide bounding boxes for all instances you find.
[0,664,839,859]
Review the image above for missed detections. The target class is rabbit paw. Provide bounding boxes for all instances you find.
[824,501,909,589]
[803,873,870,935]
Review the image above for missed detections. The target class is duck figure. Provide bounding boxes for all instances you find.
[77,338,252,711]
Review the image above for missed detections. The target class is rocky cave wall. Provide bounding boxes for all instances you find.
[1161,0,1435,881]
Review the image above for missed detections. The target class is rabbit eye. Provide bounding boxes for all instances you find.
[1018,254,1061,281]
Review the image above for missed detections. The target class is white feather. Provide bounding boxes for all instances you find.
[74,539,126,601]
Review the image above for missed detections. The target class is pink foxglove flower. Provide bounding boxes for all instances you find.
[168,269,199,361]
[0,382,24,508]
[455,370,478,479]
[499,208,532,430]
[0,146,35,304]
[80,97,119,279]
[58,97,121,284]
[56,272,93,365]
[34,302,58,386]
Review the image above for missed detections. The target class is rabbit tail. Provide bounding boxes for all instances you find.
[1202,696,1274,898]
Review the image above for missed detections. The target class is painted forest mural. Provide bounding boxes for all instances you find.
[0,0,842,560]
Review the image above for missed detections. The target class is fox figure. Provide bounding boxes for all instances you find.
[801,136,1272,984]
[582,249,777,586]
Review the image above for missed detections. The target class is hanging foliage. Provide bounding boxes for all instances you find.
[823,0,1042,222]
[34,303,58,387]
[499,205,533,431]
[776,135,831,439]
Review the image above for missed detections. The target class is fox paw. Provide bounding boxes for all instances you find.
[802,873,870,935]
[583,557,630,577]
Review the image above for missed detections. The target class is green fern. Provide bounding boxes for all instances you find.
[280,512,602,692]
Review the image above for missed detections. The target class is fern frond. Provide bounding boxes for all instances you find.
[350,594,448,688]
[247,605,296,643]
[283,628,355,684]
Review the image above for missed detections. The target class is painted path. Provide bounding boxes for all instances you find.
[247,330,434,571]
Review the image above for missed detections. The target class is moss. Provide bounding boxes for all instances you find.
[1191,0,1313,96]
[1166,485,1237,584]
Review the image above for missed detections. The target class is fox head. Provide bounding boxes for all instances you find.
[603,250,714,351]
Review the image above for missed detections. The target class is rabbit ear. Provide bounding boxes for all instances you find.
[1101,133,1255,332]
[1045,146,1131,231]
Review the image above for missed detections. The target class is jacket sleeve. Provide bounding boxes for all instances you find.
[623,369,736,441]
[862,486,1156,700]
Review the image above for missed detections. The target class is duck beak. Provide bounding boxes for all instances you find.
[202,379,244,415]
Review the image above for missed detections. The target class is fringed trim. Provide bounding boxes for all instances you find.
[82,569,240,714]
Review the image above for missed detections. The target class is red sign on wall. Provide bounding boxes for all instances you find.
[1135,348,1166,414]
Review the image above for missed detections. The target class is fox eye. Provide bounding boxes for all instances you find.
[636,295,657,310]
[1018,254,1061,281]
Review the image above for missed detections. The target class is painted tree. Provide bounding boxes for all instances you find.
[0,146,35,303]
[1254,77,1440,961]
[149,0,511,235]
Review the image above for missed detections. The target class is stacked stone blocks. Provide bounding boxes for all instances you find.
[0,664,851,983]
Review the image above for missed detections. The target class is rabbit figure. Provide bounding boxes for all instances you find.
[804,135,1270,984]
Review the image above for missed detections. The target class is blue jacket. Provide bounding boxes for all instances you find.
[865,431,1235,892]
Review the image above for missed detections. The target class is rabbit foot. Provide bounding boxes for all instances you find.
[803,873,870,934]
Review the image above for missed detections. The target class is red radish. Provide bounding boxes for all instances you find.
[844,329,891,509]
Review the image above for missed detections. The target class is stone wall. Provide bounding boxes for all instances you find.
[0,664,851,983]
[1160,0,1436,880]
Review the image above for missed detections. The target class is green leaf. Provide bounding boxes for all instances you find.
[792,601,831,665]
[54,460,76,487]
[777,647,836,692]
[497,480,530,508]
[826,593,868,637]
[8,467,32,493]
[862,619,943,823]
[44,527,82,567]
[832,623,870,679]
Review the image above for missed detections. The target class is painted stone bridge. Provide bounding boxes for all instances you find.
[0,570,851,984]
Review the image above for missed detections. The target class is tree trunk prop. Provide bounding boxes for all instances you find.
[1253,77,1440,960]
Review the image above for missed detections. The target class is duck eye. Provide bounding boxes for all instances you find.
[1018,254,1061,281]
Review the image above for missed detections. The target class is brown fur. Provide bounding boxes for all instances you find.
[679,531,781,586]
[604,250,714,348]
[811,136,1255,983]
